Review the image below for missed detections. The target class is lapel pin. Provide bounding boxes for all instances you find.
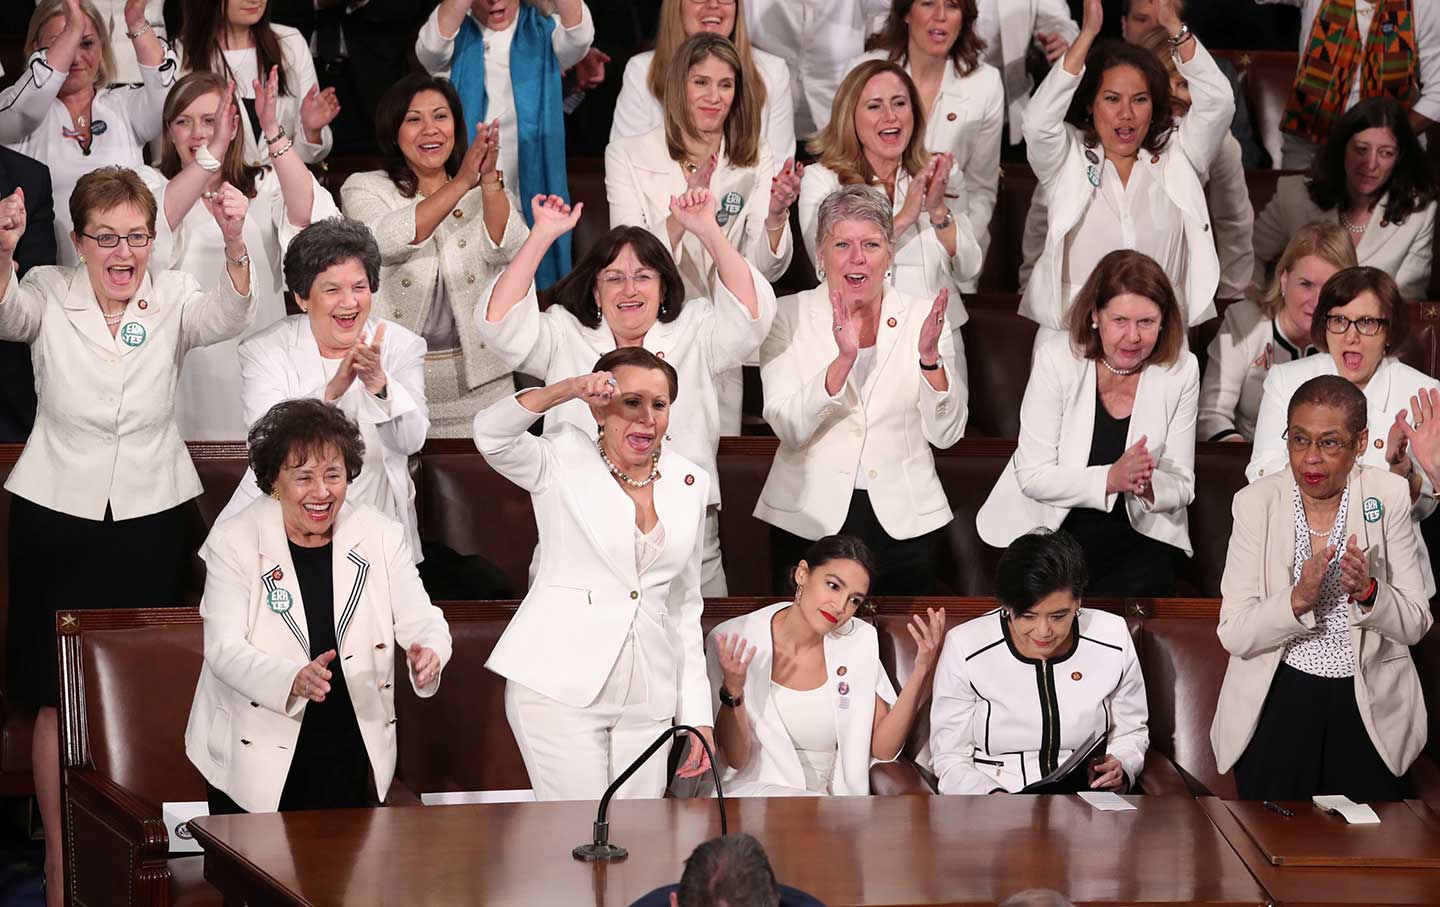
[137,299,148,310]
[271,568,283,582]
[684,474,695,485]
[1084,149,1099,164]
[837,681,850,696]
[1150,155,1160,164]
[1071,671,1083,681]
[837,665,847,676]
[886,317,898,328]
[1363,496,1383,523]
[1374,438,1384,449]
[946,112,957,121]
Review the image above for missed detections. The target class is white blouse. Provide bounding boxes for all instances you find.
[635,521,667,576]
[1061,154,1187,303]
[770,682,838,793]
[1283,482,1356,679]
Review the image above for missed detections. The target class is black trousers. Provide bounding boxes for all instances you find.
[769,491,942,596]
[1234,663,1409,802]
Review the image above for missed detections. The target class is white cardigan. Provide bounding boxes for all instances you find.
[185,497,452,813]
[755,286,967,540]
[977,332,1198,555]
[1020,39,1233,330]
[705,601,898,797]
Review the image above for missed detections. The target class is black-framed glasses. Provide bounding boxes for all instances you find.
[1282,428,1359,456]
[1324,314,1388,337]
[77,230,153,249]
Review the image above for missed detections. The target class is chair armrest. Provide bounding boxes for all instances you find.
[870,760,935,795]
[1135,750,1193,796]
[64,766,173,907]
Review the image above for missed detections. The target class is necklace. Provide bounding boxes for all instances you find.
[1306,526,1332,538]
[1100,358,1139,376]
[597,440,661,488]
[1338,212,1368,234]
[102,306,126,326]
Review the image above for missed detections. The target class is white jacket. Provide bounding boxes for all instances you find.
[755,286,967,540]
[474,395,713,727]
[976,0,1079,143]
[1198,299,1313,443]
[977,332,1198,555]
[1021,39,1233,331]
[706,602,898,797]
[185,498,452,813]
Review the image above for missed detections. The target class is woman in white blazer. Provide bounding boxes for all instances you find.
[1022,0,1231,339]
[142,71,337,440]
[0,166,254,907]
[479,192,774,596]
[931,529,1149,795]
[1252,98,1436,301]
[975,0,1078,145]
[978,250,1197,596]
[1212,377,1431,801]
[1,0,176,268]
[1200,222,1355,443]
[187,399,451,815]
[610,0,795,172]
[757,185,966,595]
[342,74,525,438]
[214,219,429,564]
[474,350,715,801]
[862,0,1004,285]
[708,536,945,797]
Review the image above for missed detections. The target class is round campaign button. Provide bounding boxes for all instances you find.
[266,587,293,614]
[119,322,146,347]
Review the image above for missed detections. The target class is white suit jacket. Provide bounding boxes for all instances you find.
[1198,299,1308,443]
[604,129,793,300]
[1211,467,1432,776]
[1252,177,1436,300]
[0,266,254,520]
[185,498,452,813]
[976,0,1079,143]
[474,394,714,727]
[755,286,967,540]
[213,315,430,559]
[609,48,797,172]
[1021,39,1233,330]
[706,602,898,797]
[977,332,1198,555]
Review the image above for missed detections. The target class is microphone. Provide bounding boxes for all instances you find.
[573,724,727,862]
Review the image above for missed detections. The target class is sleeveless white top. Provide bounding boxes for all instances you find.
[770,681,838,793]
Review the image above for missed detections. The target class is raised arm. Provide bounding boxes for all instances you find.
[871,609,944,760]
[0,9,77,142]
[418,0,471,73]
[473,371,612,493]
[161,81,240,231]
[759,292,853,449]
[0,192,50,344]
[122,0,166,67]
[1060,0,1101,77]
[1024,3,1093,183]
[252,67,315,227]
[178,194,256,349]
[669,189,760,319]
[484,194,582,324]
[708,628,757,771]
[551,0,594,70]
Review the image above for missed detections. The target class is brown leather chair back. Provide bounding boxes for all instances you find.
[980,165,1037,294]
[1214,50,1298,171]
[417,441,539,594]
[933,442,1015,595]
[1181,445,1252,597]
[962,309,1036,438]
[568,163,612,268]
[714,439,780,595]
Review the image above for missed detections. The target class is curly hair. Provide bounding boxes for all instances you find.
[248,399,366,496]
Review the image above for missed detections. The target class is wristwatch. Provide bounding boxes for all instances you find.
[718,685,744,708]
[226,251,251,268]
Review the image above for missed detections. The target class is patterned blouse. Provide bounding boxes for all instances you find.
[1283,482,1354,678]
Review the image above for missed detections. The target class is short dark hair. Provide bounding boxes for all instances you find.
[592,347,680,401]
[676,834,780,907]
[795,534,879,614]
[549,226,686,330]
[375,74,469,200]
[996,530,1089,616]
[248,399,365,496]
[1067,250,1185,367]
[1067,40,1175,154]
[866,0,987,78]
[1309,266,1410,354]
[284,218,382,301]
[1287,374,1368,437]
[1307,97,1435,225]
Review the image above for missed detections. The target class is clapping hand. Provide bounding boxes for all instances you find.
[918,288,948,367]
[529,194,583,240]
[893,156,937,236]
[668,189,718,237]
[829,290,861,361]
[1386,409,1413,475]
[0,188,27,259]
[1398,389,1440,488]
[715,633,757,696]
[1081,0,1103,36]
[1107,436,1155,497]
[767,156,804,225]
[1291,542,1336,618]
[923,152,954,225]
[907,607,946,679]
[203,182,249,246]
[292,650,336,703]
[351,323,388,396]
[253,67,284,142]
[1337,534,1372,601]
[299,84,342,140]
[407,642,441,689]
[209,79,241,159]
[476,120,501,181]
[458,120,499,189]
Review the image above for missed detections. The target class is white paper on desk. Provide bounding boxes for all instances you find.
[162,801,209,853]
[421,789,537,806]
[1313,794,1381,824]
[1077,791,1137,812]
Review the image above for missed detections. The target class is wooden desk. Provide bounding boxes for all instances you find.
[189,794,1267,907]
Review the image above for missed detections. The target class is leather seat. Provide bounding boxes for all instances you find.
[961,308,1036,439]
[1211,50,1298,171]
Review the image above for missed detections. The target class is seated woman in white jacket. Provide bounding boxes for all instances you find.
[473,350,715,800]
[1199,221,1355,443]
[978,250,1197,597]
[707,535,945,797]
[609,0,795,172]
[187,399,450,815]
[212,218,429,564]
[1252,98,1436,301]
[1022,0,1231,340]
[757,185,966,596]
[931,528,1149,795]
[799,60,983,333]
[478,191,774,596]
[862,0,1005,286]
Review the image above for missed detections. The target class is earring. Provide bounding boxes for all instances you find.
[659,300,669,316]
[884,268,894,282]
[816,266,825,282]
[793,584,803,605]
[78,255,86,264]
[597,424,604,438]
[269,488,280,500]
[1091,322,1098,330]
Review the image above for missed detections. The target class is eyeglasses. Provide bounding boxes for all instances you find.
[1324,314,1389,337]
[598,271,659,290]
[1282,429,1359,456]
[78,230,154,249]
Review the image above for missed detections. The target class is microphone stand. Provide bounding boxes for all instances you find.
[573,724,727,862]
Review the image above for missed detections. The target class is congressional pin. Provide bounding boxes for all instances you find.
[886,317,898,328]
[1150,155,1160,164]
[837,681,850,696]
[271,568,283,582]
[715,191,745,227]
[836,665,847,676]
[1071,671,1083,681]
[119,322,146,347]
[946,112,957,122]
[1363,496,1384,523]
[137,299,148,310]
[1381,220,1389,228]
[90,119,108,136]
[266,587,293,614]
[1083,148,1099,164]
[1374,438,1385,449]
[684,474,695,486]
[1086,165,1100,188]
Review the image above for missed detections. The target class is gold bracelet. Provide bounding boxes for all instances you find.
[269,139,295,160]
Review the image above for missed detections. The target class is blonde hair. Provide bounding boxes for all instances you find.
[648,0,767,115]
[808,60,929,186]
[1253,221,1357,318]
[26,0,116,89]
[662,34,760,169]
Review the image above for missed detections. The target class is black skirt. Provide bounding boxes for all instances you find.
[6,495,192,709]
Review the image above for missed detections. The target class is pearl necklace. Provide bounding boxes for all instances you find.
[1338,212,1368,235]
[1100,357,1139,376]
[597,440,661,488]
[102,308,125,326]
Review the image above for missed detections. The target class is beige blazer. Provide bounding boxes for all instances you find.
[1210,467,1432,776]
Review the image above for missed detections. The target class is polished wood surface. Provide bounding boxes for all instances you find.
[1199,798,1440,906]
[1225,800,1440,868]
[188,795,1267,907]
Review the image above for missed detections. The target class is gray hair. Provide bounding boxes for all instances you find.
[677,834,780,907]
[815,185,895,248]
[283,218,382,301]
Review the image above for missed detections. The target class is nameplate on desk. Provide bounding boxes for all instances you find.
[162,801,209,854]
[1223,799,1440,868]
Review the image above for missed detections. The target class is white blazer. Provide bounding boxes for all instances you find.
[0,266,254,521]
[1198,299,1311,443]
[1021,39,1233,331]
[609,47,797,173]
[705,602,898,797]
[213,315,430,560]
[755,286,967,540]
[474,394,713,727]
[976,0,1079,143]
[604,129,793,300]
[977,332,1198,555]
[1252,177,1436,301]
[185,497,452,814]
